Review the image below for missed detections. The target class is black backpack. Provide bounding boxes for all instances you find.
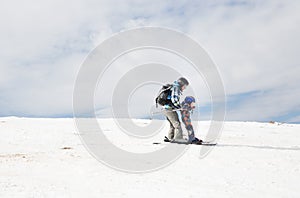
[155,84,173,107]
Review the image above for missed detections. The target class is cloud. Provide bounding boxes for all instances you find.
[0,0,299,122]
[179,0,300,121]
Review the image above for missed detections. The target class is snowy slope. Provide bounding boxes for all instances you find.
[0,117,299,198]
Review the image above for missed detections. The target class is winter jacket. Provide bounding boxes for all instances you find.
[164,81,182,110]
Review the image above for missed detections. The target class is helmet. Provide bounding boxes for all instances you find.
[177,77,189,87]
[184,96,195,104]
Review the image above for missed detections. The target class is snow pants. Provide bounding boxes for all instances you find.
[164,110,184,140]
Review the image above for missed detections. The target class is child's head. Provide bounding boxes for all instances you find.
[184,96,196,109]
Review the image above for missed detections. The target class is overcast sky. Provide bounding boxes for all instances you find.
[0,0,299,123]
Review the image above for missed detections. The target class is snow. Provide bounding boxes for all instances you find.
[0,117,300,198]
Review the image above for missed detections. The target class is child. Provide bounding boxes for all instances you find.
[181,96,203,144]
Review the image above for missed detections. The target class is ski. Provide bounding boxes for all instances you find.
[153,141,217,146]
[153,136,217,146]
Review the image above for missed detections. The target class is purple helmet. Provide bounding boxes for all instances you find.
[184,96,195,104]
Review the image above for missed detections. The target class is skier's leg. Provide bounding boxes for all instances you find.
[166,111,183,140]
[186,127,195,143]
[182,110,202,143]
[166,117,175,140]
[181,110,194,142]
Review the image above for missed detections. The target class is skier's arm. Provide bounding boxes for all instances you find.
[171,86,181,109]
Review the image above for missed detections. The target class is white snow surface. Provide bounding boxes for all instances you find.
[0,117,299,198]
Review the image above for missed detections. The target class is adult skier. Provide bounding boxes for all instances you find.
[162,77,189,142]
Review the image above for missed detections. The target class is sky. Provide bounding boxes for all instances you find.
[0,0,299,123]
